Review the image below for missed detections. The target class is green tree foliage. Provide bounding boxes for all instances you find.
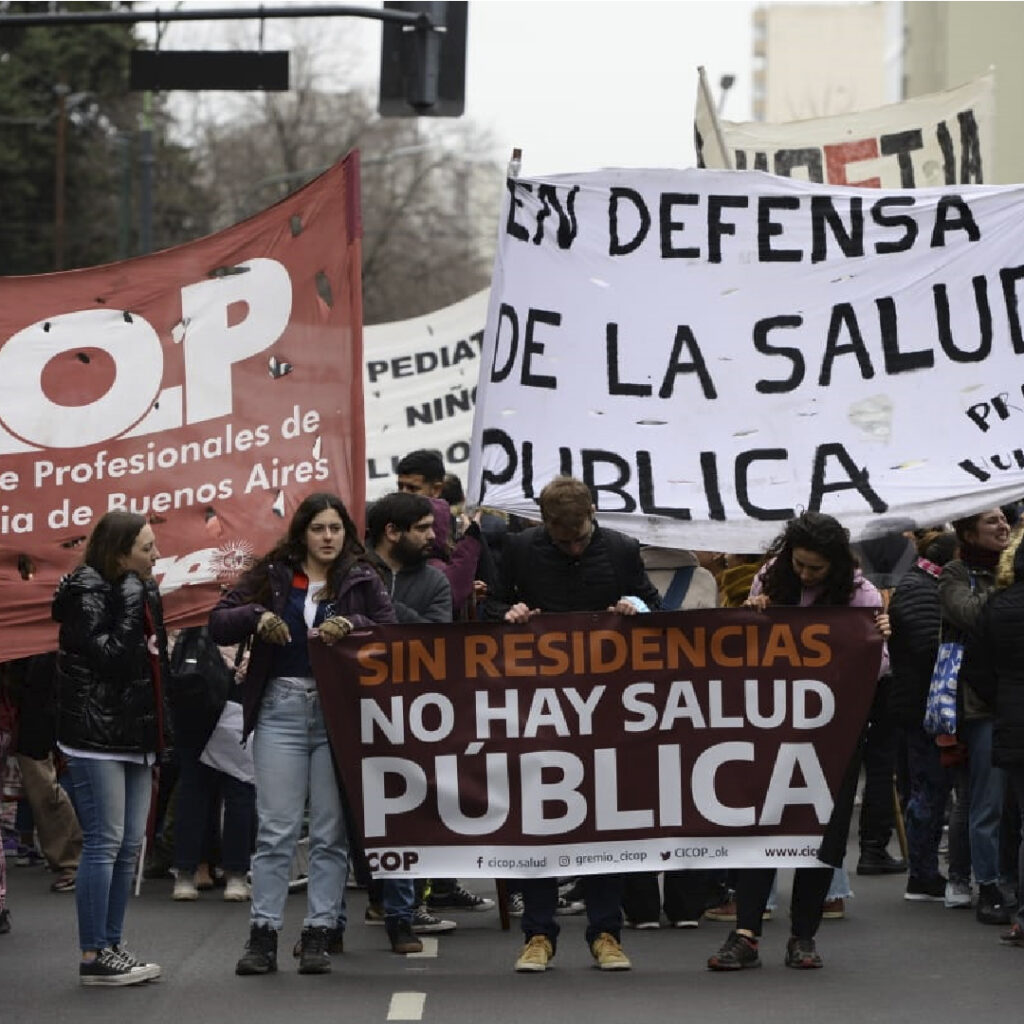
[0,1,214,275]
[192,39,501,324]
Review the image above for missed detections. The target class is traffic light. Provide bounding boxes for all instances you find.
[378,2,466,117]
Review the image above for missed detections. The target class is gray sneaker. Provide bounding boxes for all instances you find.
[411,905,456,934]
[944,879,973,908]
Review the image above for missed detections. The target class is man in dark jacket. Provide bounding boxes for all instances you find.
[364,491,454,952]
[483,475,661,974]
[965,533,1024,946]
[888,530,959,903]
[852,530,918,876]
[395,449,446,497]
[366,492,451,625]
[12,654,81,893]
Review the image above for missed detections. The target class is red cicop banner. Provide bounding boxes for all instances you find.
[311,606,882,878]
[0,154,364,661]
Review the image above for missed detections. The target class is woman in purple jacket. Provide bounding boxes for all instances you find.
[209,492,396,978]
[707,512,889,973]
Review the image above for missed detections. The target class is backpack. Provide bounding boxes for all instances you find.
[168,626,235,749]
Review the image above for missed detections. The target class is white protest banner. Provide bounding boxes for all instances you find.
[695,72,995,188]
[364,290,487,501]
[467,167,1024,552]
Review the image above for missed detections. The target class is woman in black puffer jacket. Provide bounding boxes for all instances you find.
[967,533,1024,945]
[53,511,168,987]
[888,529,958,901]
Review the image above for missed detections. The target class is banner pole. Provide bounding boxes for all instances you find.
[697,66,733,170]
[507,147,522,180]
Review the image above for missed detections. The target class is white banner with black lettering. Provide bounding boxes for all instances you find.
[695,72,995,189]
[364,291,487,500]
[467,167,1024,551]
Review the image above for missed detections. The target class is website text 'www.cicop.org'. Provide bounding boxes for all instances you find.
[763,845,819,857]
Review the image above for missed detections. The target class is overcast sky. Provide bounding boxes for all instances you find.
[136,0,757,176]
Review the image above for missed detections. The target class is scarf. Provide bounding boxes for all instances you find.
[959,541,1001,571]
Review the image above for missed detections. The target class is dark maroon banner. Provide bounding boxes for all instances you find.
[0,155,364,660]
[312,606,882,877]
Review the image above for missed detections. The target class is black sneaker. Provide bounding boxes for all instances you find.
[785,936,824,969]
[904,874,947,901]
[426,884,495,912]
[707,930,761,971]
[79,948,150,986]
[236,924,278,975]
[977,884,1013,926]
[297,926,331,974]
[293,925,344,957]
[856,846,907,875]
[0,909,10,935]
[386,918,424,955]
[111,943,162,981]
[411,905,457,934]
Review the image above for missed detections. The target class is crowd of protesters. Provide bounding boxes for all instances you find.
[2,451,1023,981]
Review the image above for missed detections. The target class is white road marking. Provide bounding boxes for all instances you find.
[387,992,426,1021]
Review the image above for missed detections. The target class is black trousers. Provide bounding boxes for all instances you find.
[735,866,833,940]
[732,726,865,940]
[622,869,717,924]
[858,676,897,849]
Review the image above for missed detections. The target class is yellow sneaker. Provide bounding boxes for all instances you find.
[514,935,554,972]
[590,932,632,970]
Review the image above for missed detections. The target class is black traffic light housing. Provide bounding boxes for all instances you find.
[378,2,467,117]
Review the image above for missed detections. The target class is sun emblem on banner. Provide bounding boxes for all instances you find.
[211,540,256,582]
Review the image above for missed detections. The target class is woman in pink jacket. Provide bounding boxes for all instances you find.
[707,512,889,973]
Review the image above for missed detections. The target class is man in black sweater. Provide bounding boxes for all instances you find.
[483,475,660,973]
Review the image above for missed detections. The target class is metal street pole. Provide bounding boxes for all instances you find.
[54,83,69,270]
[139,92,154,255]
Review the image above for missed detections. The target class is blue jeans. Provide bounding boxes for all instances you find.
[827,865,852,900]
[903,726,953,881]
[520,875,623,949]
[382,879,415,924]
[67,756,152,952]
[961,717,1006,885]
[250,678,348,931]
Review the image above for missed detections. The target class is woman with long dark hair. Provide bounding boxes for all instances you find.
[707,511,889,972]
[54,510,167,986]
[209,492,396,977]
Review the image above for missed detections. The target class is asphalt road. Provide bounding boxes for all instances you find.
[1,847,1019,1024]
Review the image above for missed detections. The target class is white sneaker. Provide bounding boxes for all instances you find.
[223,875,251,902]
[172,874,199,901]
[944,879,972,908]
